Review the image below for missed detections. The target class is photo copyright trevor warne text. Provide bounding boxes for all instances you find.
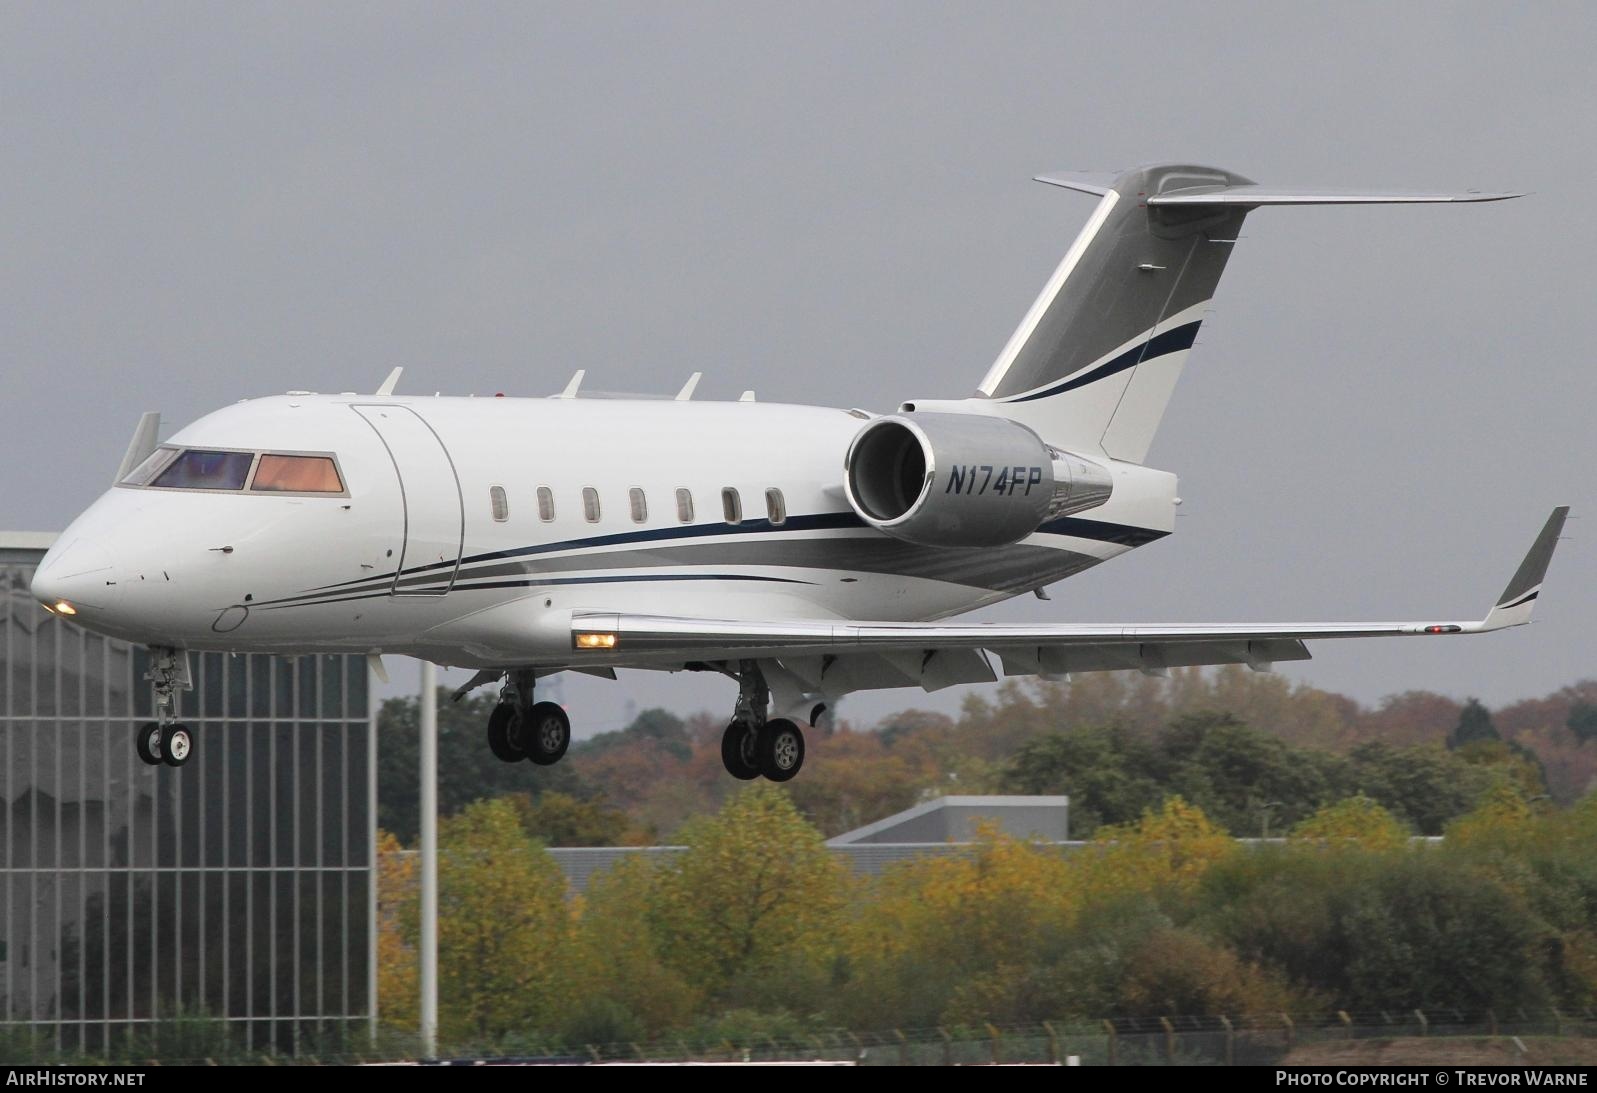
[1277,1072,1588,1087]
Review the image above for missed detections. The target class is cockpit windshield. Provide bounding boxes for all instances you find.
[118,447,347,495]
[154,449,254,490]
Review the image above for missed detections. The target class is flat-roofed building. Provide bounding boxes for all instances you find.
[0,534,374,1055]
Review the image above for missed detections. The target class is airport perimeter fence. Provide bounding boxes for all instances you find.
[5,1008,1594,1065]
[519,1010,1597,1066]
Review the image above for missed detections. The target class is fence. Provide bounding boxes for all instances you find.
[4,1008,1594,1065]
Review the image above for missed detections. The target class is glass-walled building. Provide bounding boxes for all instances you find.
[0,535,374,1055]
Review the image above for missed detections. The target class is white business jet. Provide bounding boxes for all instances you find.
[32,163,1565,782]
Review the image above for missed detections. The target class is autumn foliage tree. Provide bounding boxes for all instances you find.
[839,824,1077,1027]
[649,784,850,1011]
[1290,796,1409,851]
[379,798,576,1045]
[375,830,419,1034]
[365,673,1597,1050]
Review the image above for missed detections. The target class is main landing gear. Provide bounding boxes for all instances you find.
[136,647,193,768]
[719,660,806,783]
[482,669,571,766]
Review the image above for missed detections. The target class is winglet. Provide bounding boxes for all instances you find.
[555,369,586,399]
[1482,507,1569,630]
[375,367,403,396]
[675,372,703,401]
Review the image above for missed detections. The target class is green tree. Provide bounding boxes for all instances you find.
[1204,849,1548,1013]
[575,706,693,762]
[1000,724,1164,835]
[1161,713,1342,835]
[564,856,699,1042]
[1345,741,1496,834]
[1567,701,1597,745]
[1450,697,1501,749]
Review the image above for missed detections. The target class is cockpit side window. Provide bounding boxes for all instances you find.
[252,454,344,493]
[120,446,179,486]
[152,449,255,491]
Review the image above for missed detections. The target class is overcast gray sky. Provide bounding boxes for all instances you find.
[5,2,1593,735]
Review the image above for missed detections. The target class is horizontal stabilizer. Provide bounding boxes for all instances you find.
[1033,172,1114,197]
[1145,185,1522,207]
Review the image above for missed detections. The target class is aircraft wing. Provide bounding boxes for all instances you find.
[568,508,1567,691]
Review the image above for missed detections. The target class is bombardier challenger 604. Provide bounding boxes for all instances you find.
[32,163,1565,782]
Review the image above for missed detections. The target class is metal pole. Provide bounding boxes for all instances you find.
[367,666,379,1048]
[419,660,439,1058]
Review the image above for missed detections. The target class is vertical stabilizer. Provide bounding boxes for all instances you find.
[978,164,1253,463]
[962,165,1518,463]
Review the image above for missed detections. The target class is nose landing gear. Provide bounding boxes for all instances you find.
[136,721,192,768]
[135,647,193,768]
[482,669,571,767]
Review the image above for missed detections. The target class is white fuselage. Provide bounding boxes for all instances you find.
[34,393,1178,669]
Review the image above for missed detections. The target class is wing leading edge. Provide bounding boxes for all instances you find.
[569,508,1568,691]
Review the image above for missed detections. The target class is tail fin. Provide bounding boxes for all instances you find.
[969,164,1518,463]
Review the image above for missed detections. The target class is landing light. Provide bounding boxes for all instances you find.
[53,601,77,617]
[575,633,617,650]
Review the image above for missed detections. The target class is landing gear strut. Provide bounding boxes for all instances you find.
[484,670,571,767]
[719,660,805,782]
[136,647,193,768]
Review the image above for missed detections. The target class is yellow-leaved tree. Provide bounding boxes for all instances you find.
[838,823,1076,1028]
[1289,795,1410,851]
[649,784,849,1011]
[375,829,419,1033]
[1445,783,1536,849]
[430,797,575,1046]
[1078,796,1236,905]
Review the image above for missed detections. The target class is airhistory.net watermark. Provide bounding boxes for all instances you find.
[4,1074,145,1086]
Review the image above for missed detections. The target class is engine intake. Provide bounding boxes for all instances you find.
[843,412,1113,548]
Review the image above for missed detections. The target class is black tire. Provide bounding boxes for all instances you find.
[486,704,525,762]
[720,720,761,780]
[161,725,193,768]
[136,722,162,766]
[525,701,570,766]
[756,718,805,782]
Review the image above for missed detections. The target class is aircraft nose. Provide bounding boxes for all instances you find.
[31,537,121,615]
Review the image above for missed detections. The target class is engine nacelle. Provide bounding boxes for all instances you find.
[843,412,1113,548]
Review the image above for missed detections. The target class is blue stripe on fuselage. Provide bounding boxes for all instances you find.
[1003,320,1202,404]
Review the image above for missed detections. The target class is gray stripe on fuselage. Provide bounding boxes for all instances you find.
[432,536,1106,595]
[260,515,1162,608]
